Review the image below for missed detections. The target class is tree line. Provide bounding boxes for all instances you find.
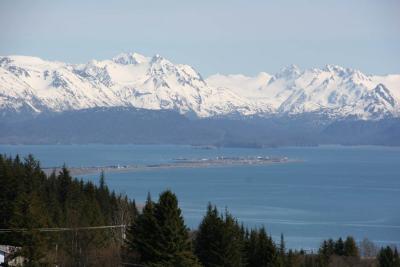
[123,191,400,267]
[1,154,399,266]
[0,154,137,266]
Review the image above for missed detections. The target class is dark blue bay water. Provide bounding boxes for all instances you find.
[1,144,399,250]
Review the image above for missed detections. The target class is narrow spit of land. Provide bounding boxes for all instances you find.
[42,156,299,176]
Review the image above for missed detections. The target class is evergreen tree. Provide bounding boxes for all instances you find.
[394,248,400,267]
[0,155,19,245]
[252,227,277,267]
[245,229,259,267]
[195,204,245,267]
[286,249,295,267]
[222,211,245,266]
[153,190,199,266]
[343,236,359,257]
[97,171,112,224]
[334,237,345,256]
[125,191,199,267]
[57,165,72,214]
[326,238,335,256]
[277,233,286,266]
[10,192,50,266]
[99,170,106,190]
[195,203,225,266]
[279,233,286,256]
[0,154,136,266]
[318,238,342,266]
[378,246,400,267]
[319,240,329,263]
[124,193,159,263]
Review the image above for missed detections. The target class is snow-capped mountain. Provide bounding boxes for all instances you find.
[208,65,400,119]
[1,53,399,119]
[0,53,271,118]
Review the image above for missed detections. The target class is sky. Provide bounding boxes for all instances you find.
[0,0,399,76]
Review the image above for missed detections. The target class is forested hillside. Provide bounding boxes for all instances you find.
[1,107,400,146]
[0,155,137,266]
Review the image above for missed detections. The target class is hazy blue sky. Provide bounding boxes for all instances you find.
[0,0,399,76]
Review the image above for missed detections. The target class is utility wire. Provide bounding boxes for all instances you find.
[0,225,126,233]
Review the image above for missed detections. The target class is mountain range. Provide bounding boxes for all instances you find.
[1,52,399,119]
[1,53,399,146]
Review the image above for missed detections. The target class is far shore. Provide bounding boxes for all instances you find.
[42,156,301,176]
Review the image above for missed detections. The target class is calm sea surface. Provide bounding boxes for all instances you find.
[1,144,400,250]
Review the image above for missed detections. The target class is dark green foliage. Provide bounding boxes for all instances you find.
[124,190,200,267]
[0,154,136,266]
[318,236,361,267]
[124,194,159,263]
[194,204,223,266]
[396,249,400,266]
[378,246,400,267]
[153,191,199,266]
[277,233,286,266]
[286,249,297,267]
[334,237,345,256]
[194,204,246,267]
[343,236,358,257]
[9,191,50,267]
[245,227,277,267]
[195,204,278,267]
[220,210,246,267]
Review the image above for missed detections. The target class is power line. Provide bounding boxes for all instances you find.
[0,225,126,233]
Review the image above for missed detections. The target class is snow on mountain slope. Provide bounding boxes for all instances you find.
[207,65,400,119]
[0,53,399,119]
[206,72,271,99]
[0,53,270,117]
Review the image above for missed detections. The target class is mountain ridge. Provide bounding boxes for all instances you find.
[1,53,399,120]
[2,106,399,146]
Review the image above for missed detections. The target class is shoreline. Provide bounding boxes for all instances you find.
[42,156,300,176]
